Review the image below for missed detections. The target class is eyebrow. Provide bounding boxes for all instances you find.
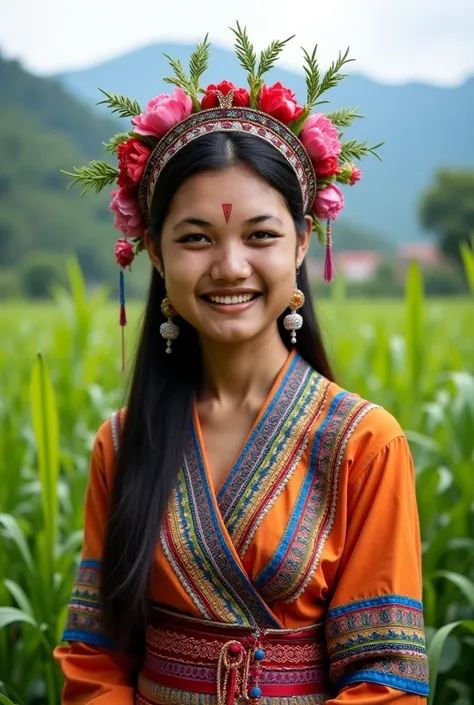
[173,214,284,230]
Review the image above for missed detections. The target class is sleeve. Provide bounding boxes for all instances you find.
[54,414,139,704]
[324,426,430,703]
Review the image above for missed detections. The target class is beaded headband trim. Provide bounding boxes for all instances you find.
[139,108,316,217]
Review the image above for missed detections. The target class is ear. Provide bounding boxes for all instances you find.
[144,230,164,276]
[295,216,313,269]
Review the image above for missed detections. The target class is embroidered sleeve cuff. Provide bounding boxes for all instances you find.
[62,559,115,649]
[326,594,430,697]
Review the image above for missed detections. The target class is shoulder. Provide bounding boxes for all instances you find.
[88,409,125,489]
[307,369,407,487]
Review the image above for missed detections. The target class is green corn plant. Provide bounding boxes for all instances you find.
[460,235,474,294]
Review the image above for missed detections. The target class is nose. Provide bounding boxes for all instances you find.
[209,241,252,282]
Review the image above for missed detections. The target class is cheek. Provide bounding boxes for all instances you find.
[163,246,202,286]
[161,249,207,319]
[256,246,297,290]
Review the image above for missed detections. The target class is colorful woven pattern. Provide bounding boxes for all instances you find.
[62,559,112,648]
[140,108,317,216]
[135,607,331,705]
[326,595,429,696]
[255,392,376,604]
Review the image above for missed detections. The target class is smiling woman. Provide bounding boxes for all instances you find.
[54,26,429,705]
[146,135,313,353]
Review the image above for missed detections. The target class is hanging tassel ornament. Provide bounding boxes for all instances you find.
[324,219,337,283]
[114,238,135,372]
[119,269,127,371]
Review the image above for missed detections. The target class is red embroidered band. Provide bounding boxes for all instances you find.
[135,607,330,705]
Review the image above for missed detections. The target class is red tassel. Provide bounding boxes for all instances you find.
[227,667,237,705]
[119,270,127,371]
[324,220,336,283]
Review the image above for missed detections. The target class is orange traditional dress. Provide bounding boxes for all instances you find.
[55,350,429,704]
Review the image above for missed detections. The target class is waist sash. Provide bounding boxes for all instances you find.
[136,607,331,705]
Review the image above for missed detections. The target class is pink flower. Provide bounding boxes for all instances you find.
[115,238,135,268]
[313,184,344,220]
[117,138,152,188]
[110,188,145,239]
[201,81,250,109]
[131,88,193,139]
[258,83,305,125]
[301,114,341,165]
[349,165,362,186]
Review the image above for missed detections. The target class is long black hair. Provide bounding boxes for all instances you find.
[100,131,335,649]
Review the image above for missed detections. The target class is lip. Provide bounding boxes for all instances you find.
[200,288,261,298]
[200,292,261,313]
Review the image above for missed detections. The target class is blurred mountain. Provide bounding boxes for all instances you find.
[57,42,474,244]
[0,57,123,288]
[1,44,473,296]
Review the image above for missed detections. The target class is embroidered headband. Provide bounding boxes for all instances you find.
[65,24,382,282]
[139,107,317,216]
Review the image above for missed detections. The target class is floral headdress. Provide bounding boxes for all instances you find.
[65,25,381,363]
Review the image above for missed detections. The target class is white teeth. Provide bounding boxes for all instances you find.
[209,293,254,305]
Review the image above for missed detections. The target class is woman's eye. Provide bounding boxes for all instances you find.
[179,234,210,243]
[249,231,279,241]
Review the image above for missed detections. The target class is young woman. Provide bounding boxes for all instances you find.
[55,29,429,705]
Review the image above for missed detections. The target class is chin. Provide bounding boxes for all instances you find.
[201,323,264,345]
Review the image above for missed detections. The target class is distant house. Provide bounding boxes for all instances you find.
[333,251,383,282]
[308,251,383,282]
[308,243,448,284]
[398,243,445,269]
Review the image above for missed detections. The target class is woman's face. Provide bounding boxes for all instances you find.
[148,164,311,347]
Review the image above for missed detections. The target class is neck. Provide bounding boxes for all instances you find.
[198,326,291,405]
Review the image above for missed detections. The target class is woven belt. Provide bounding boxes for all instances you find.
[135,607,331,705]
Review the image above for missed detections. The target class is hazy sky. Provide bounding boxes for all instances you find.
[2,0,474,85]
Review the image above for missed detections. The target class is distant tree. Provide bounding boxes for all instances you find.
[369,260,403,297]
[419,169,474,264]
[0,107,118,285]
[0,267,21,299]
[423,266,469,296]
[309,221,392,257]
[20,251,66,298]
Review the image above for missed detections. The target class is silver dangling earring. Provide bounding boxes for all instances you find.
[160,296,179,354]
[283,275,305,345]
[158,269,179,354]
[159,271,179,354]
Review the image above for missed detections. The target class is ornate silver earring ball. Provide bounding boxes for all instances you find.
[283,287,305,345]
[160,297,179,354]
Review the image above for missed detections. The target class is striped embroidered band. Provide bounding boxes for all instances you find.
[135,606,331,705]
[139,108,316,216]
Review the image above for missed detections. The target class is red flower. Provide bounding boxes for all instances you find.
[258,82,305,125]
[114,238,135,268]
[201,81,250,109]
[117,138,152,188]
[313,155,340,178]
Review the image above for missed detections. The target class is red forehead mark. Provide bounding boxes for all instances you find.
[222,203,232,223]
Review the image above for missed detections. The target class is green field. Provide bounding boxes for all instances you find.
[0,262,473,705]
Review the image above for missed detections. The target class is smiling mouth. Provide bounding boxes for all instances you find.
[202,293,260,306]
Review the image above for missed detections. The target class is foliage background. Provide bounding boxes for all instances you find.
[0,260,473,704]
